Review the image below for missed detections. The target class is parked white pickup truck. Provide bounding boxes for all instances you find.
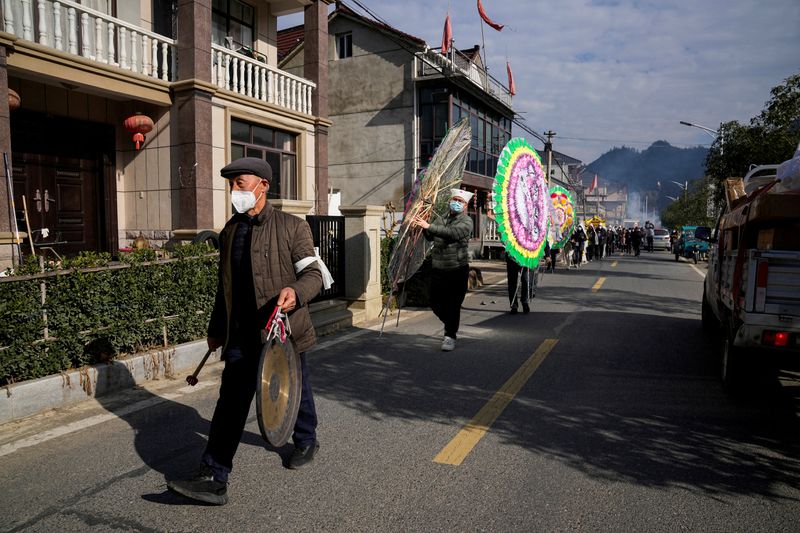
[698,158,800,391]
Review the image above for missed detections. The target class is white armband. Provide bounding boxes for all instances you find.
[294,247,334,290]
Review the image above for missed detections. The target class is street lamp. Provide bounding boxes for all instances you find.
[668,180,688,201]
[680,120,723,154]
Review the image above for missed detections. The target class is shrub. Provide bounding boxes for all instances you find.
[0,243,217,385]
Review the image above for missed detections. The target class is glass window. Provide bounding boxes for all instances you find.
[281,154,296,200]
[420,105,433,141]
[212,0,255,50]
[434,103,448,139]
[487,155,496,177]
[478,151,485,176]
[477,119,485,151]
[337,32,352,59]
[420,141,433,165]
[231,144,245,160]
[468,148,478,173]
[276,131,296,152]
[230,119,297,200]
[264,151,281,198]
[253,125,274,147]
[470,114,478,148]
[452,104,461,124]
[231,120,250,142]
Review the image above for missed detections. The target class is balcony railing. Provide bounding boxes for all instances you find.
[212,44,315,115]
[2,0,175,81]
[416,47,512,109]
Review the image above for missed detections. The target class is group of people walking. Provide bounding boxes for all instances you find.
[567,221,657,266]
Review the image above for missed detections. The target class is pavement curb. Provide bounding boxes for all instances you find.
[0,341,216,425]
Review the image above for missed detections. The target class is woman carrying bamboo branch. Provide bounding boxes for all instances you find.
[410,189,473,351]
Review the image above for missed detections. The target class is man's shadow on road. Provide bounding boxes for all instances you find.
[92,354,285,505]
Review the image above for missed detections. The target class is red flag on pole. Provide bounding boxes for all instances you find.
[506,61,516,96]
[477,0,504,31]
[588,174,598,193]
[441,14,452,54]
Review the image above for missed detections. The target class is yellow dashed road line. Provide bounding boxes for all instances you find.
[433,339,558,466]
[592,277,606,292]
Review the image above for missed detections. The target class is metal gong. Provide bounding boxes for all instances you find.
[256,338,301,447]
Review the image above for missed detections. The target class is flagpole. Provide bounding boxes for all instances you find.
[479,15,488,90]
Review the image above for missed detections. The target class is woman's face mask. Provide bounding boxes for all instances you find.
[230,181,264,214]
[449,200,465,213]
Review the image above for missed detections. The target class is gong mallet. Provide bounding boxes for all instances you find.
[186,348,215,386]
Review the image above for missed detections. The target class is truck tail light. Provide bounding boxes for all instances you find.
[754,260,768,312]
[762,330,789,347]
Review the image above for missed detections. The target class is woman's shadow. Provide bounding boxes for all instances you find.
[91,351,290,505]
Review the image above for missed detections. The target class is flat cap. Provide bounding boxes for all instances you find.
[220,157,272,182]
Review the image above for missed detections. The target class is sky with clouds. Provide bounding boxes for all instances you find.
[282,1,799,165]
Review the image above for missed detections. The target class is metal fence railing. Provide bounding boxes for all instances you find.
[305,215,345,301]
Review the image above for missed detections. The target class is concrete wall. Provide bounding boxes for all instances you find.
[283,16,416,210]
[117,106,175,246]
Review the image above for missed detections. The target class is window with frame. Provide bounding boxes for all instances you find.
[450,92,512,178]
[212,0,254,50]
[230,119,298,200]
[336,32,353,59]
[418,87,450,166]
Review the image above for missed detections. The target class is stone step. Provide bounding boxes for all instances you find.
[310,298,357,337]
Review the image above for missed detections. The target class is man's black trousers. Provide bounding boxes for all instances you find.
[430,265,469,338]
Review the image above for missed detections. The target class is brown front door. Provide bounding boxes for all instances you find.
[10,109,116,256]
[13,154,101,255]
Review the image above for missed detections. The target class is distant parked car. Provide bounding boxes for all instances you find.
[653,228,670,250]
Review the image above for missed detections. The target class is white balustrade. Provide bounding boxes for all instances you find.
[53,2,62,50]
[119,26,127,68]
[2,0,14,33]
[36,0,47,45]
[22,0,33,41]
[3,0,176,81]
[211,44,316,115]
[67,7,77,54]
[93,17,103,62]
[416,49,513,108]
[80,13,89,58]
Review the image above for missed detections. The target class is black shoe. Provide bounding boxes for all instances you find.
[522,303,530,314]
[509,307,518,315]
[289,441,319,469]
[167,465,228,505]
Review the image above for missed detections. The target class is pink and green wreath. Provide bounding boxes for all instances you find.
[548,185,576,249]
[492,138,549,268]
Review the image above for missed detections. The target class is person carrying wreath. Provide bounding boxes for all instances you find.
[410,188,474,351]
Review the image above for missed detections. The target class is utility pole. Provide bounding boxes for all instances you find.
[543,130,556,187]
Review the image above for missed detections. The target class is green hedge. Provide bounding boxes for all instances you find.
[0,245,217,385]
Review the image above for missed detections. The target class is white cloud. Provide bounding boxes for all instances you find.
[286,0,800,163]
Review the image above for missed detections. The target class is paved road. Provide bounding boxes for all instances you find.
[1,251,799,532]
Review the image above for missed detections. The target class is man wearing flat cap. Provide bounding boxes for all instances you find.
[168,157,323,505]
[411,188,474,351]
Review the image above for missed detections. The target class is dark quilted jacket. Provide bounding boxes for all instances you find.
[423,211,472,270]
[208,202,323,354]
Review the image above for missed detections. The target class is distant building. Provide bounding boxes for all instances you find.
[279,5,517,256]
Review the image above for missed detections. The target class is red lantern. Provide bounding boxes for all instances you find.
[123,113,154,150]
[8,89,20,111]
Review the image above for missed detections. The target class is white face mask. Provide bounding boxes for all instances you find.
[230,182,264,214]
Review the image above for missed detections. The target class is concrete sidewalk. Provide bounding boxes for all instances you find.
[0,259,509,426]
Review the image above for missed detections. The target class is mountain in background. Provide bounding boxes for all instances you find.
[586,141,708,192]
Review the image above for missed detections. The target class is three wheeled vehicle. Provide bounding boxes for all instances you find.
[673,225,709,263]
